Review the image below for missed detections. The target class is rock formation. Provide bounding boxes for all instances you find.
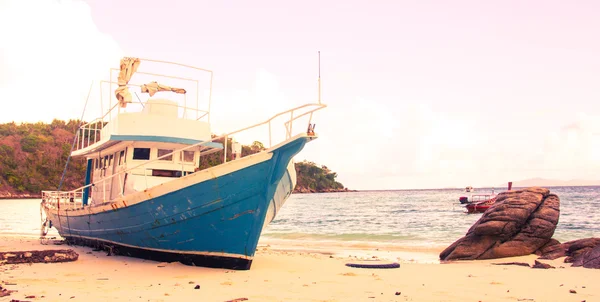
[538,238,600,269]
[579,244,600,269]
[440,186,600,269]
[440,187,560,261]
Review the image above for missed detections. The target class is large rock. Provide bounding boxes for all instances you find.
[538,238,600,268]
[535,238,563,257]
[440,187,560,261]
[581,244,600,269]
[539,238,600,260]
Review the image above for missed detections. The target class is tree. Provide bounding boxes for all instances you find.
[251,141,265,152]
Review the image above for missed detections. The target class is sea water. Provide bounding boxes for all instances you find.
[262,186,600,251]
[1,186,598,254]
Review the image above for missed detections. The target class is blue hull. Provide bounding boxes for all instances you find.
[44,136,309,270]
[263,161,295,228]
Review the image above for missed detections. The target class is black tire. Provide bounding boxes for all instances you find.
[345,262,400,269]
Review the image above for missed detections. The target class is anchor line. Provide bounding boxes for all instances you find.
[57,81,94,191]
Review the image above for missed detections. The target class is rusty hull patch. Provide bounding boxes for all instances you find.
[226,210,255,221]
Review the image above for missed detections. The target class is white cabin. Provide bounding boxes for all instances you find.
[72,98,222,204]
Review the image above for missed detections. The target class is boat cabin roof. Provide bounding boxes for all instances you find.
[72,98,222,157]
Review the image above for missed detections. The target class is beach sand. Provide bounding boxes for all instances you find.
[1,237,599,302]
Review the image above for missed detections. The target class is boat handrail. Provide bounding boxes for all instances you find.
[73,58,215,151]
[73,99,212,151]
[42,102,326,209]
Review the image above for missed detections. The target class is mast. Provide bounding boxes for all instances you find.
[318,51,321,104]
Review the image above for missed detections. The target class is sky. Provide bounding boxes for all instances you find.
[1,0,599,190]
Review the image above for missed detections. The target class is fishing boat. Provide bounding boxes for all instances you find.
[40,57,326,270]
[465,186,474,193]
[464,182,513,214]
[464,194,497,213]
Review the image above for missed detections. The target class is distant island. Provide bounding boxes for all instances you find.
[293,161,353,193]
[503,178,600,188]
[0,120,351,199]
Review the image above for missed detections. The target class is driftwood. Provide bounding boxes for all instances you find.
[0,249,79,265]
[0,284,16,297]
[492,262,531,267]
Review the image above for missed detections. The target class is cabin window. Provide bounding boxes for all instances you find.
[157,149,173,161]
[152,169,182,178]
[94,158,99,169]
[133,148,151,160]
[181,151,194,163]
[119,150,125,165]
[103,156,108,167]
[108,154,114,166]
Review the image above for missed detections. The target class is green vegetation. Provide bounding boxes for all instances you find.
[0,120,350,198]
[293,161,348,193]
[0,120,87,197]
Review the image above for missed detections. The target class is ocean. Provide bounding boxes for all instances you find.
[1,186,598,255]
[262,186,600,250]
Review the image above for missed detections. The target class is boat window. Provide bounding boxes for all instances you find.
[133,148,151,160]
[119,150,125,165]
[109,154,114,166]
[158,149,173,161]
[152,169,182,178]
[103,156,108,167]
[94,158,99,169]
[181,150,194,163]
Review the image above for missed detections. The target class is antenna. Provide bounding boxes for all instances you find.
[318,51,321,104]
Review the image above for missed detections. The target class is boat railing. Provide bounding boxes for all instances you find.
[74,58,214,152]
[44,102,326,208]
[41,190,86,210]
[471,194,495,203]
[73,100,211,152]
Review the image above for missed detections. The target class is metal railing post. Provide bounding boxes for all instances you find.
[76,131,80,150]
[269,122,272,147]
[289,111,294,139]
[224,136,228,163]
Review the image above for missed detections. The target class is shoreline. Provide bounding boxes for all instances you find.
[258,237,443,264]
[0,194,42,200]
[0,190,361,199]
[1,236,600,301]
[293,187,358,194]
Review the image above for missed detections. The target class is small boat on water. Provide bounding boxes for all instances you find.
[465,194,498,213]
[40,57,326,270]
[463,182,513,214]
[465,186,474,193]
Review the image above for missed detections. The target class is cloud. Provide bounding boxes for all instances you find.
[294,99,490,189]
[292,93,600,190]
[208,68,305,148]
[540,113,600,179]
[0,0,122,123]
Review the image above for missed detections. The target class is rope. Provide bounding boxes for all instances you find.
[57,81,94,191]
[50,81,94,244]
[39,202,47,243]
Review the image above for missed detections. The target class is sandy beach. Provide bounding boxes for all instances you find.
[1,237,599,302]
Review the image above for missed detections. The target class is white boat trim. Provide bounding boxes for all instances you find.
[46,149,275,216]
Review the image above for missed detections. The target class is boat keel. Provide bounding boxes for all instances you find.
[64,236,253,270]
